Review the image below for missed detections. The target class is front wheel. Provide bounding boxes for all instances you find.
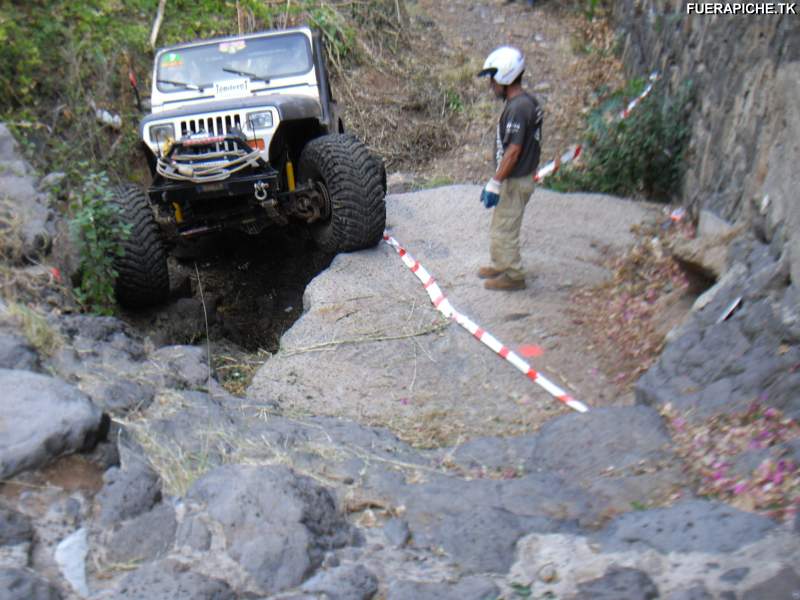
[110,184,170,308]
[298,134,386,253]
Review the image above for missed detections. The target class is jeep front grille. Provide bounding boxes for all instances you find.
[180,114,242,137]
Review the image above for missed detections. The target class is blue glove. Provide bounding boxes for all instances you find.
[480,178,501,209]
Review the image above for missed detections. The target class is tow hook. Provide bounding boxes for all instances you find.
[254,181,268,201]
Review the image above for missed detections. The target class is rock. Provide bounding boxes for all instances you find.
[0,124,54,262]
[596,499,776,554]
[95,460,162,525]
[720,567,750,584]
[80,378,155,415]
[300,564,379,600]
[442,434,535,474]
[742,566,800,599]
[54,528,89,597]
[146,345,209,390]
[573,567,659,600]
[382,518,410,548]
[637,242,800,422]
[0,369,106,479]
[0,567,63,599]
[666,586,713,600]
[100,502,176,564]
[0,506,33,547]
[0,332,39,371]
[107,559,234,600]
[178,465,354,595]
[369,471,574,572]
[670,232,732,281]
[698,210,736,238]
[523,406,686,514]
[387,576,499,600]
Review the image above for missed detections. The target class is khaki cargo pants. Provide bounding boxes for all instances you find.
[490,175,535,281]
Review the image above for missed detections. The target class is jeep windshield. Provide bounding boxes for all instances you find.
[156,32,312,93]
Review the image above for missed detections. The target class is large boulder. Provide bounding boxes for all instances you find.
[637,238,800,422]
[0,369,106,479]
[176,465,355,596]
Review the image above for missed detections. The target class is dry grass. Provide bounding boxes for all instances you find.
[5,301,62,356]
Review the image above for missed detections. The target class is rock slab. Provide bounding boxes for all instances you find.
[0,369,105,479]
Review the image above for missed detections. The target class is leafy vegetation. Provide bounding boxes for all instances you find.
[549,79,693,201]
[68,171,130,315]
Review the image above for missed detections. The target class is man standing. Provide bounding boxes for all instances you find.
[477,46,543,291]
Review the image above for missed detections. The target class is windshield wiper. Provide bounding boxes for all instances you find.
[157,79,205,91]
[222,67,270,84]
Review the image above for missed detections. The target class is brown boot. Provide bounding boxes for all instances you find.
[484,274,526,291]
[477,266,504,279]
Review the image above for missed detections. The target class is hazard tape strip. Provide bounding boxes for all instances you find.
[382,234,589,413]
[380,72,662,414]
[533,72,659,184]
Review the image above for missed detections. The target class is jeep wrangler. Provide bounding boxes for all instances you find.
[115,26,386,308]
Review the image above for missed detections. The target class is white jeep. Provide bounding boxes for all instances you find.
[115,26,386,308]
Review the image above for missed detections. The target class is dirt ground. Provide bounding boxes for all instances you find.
[339,0,624,184]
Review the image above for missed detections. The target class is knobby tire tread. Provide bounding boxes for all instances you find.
[110,184,169,308]
[300,134,386,253]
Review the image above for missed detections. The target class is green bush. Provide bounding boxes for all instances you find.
[69,171,131,315]
[549,79,693,202]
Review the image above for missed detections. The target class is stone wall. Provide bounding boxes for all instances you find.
[613,3,800,283]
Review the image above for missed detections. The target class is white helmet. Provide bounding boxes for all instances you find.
[478,46,525,86]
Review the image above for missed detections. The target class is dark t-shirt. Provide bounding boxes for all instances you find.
[495,92,544,178]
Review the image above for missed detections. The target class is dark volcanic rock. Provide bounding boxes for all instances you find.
[572,567,659,600]
[666,586,713,600]
[178,465,354,595]
[0,369,105,479]
[0,506,33,546]
[386,576,500,600]
[95,459,162,525]
[0,332,39,371]
[300,564,378,600]
[742,566,800,600]
[100,502,176,564]
[0,567,62,600]
[523,406,686,514]
[637,239,800,421]
[107,559,234,600]
[596,499,776,554]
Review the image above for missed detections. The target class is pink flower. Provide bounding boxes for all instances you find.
[733,482,748,495]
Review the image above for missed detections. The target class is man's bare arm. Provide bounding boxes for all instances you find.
[495,143,522,181]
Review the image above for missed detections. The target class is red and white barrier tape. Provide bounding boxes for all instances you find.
[620,72,659,120]
[380,72,662,414]
[382,234,589,413]
[533,72,659,183]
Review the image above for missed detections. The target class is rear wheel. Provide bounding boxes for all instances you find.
[110,184,169,308]
[298,134,386,253]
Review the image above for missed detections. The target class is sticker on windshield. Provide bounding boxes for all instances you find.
[214,78,250,98]
[219,40,246,54]
[161,52,183,69]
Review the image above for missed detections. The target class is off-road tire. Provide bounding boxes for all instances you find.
[299,134,386,253]
[110,184,169,308]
